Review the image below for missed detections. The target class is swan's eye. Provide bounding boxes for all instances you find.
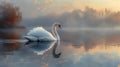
[58,25,62,29]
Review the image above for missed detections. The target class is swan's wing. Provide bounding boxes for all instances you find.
[27,27,56,40]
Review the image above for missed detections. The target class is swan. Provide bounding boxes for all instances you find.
[24,23,62,42]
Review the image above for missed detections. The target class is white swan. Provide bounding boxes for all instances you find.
[24,23,62,41]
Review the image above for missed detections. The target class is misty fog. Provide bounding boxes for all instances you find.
[21,7,120,28]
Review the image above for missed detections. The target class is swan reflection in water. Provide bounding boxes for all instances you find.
[25,41,61,58]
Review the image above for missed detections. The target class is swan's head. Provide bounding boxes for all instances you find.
[54,23,62,29]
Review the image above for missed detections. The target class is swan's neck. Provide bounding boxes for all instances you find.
[52,25,60,40]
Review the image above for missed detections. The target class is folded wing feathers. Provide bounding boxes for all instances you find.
[26,27,56,41]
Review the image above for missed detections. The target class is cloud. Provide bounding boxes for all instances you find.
[45,0,54,4]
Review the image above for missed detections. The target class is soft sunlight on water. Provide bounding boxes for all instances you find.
[0,28,120,67]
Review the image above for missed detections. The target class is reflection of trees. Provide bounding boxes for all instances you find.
[71,35,120,52]
[0,30,22,55]
[0,2,21,28]
[0,29,21,39]
[63,30,120,52]
[0,42,21,55]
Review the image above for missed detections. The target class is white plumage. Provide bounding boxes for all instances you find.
[24,23,61,41]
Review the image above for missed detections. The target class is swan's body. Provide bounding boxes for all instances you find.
[24,23,61,41]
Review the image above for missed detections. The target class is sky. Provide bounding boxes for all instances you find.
[0,0,120,28]
[1,0,120,18]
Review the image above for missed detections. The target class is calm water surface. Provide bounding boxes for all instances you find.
[0,28,120,67]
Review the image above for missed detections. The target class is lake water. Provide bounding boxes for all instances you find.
[0,28,120,67]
